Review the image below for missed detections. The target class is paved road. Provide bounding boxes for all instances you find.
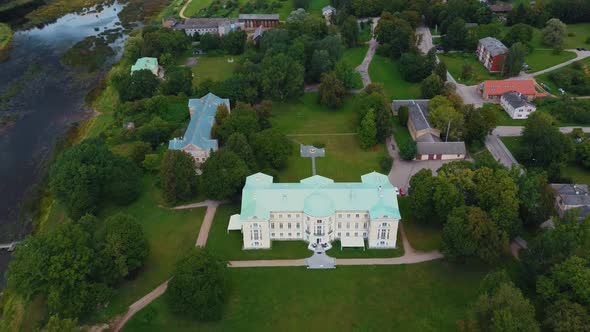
[493,126,590,137]
[355,18,380,88]
[195,203,219,247]
[522,50,590,77]
[112,280,170,332]
[416,26,434,55]
[485,135,519,168]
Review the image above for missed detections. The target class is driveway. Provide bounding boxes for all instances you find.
[355,18,380,88]
[416,26,434,55]
[485,135,519,168]
[493,126,590,136]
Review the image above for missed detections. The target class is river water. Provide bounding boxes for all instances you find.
[0,2,129,285]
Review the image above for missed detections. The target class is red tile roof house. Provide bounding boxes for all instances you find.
[479,79,548,101]
[477,37,508,73]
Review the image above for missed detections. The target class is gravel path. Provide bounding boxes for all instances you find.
[355,18,380,88]
[112,280,170,332]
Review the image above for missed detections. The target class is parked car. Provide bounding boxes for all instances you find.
[558,88,566,94]
[576,47,588,51]
[398,188,407,196]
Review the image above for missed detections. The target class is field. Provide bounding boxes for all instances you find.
[91,176,207,319]
[525,50,577,73]
[270,93,388,182]
[190,55,238,87]
[369,55,422,100]
[438,53,498,85]
[536,57,590,95]
[183,0,217,17]
[123,262,488,332]
[563,23,590,49]
[398,197,443,252]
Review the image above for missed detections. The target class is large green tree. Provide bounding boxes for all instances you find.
[162,67,193,96]
[428,103,464,140]
[225,133,257,171]
[160,150,198,205]
[261,53,304,100]
[544,300,590,332]
[250,129,293,170]
[408,169,435,223]
[503,42,527,78]
[358,109,377,149]
[519,112,574,168]
[420,73,445,98]
[375,16,416,58]
[537,256,590,307]
[166,249,228,320]
[318,71,346,109]
[542,18,567,49]
[443,17,467,50]
[113,69,160,102]
[341,15,360,48]
[202,150,249,200]
[50,139,141,219]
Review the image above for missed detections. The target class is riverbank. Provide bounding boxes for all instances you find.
[0,23,13,61]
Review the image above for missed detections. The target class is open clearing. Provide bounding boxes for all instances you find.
[190,55,238,87]
[368,55,421,100]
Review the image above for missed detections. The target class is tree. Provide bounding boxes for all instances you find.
[287,8,309,23]
[318,71,345,109]
[428,104,464,140]
[464,106,496,144]
[143,153,161,172]
[250,129,293,170]
[399,140,417,160]
[409,169,435,223]
[503,23,534,47]
[160,150,198,205]
[375,17,416,58]
[421,73,445,98]
[470,283,539,332]
[38,316,78,332]
[202,150,249,200]
[442,206,508,263]
[96,214,149,284]
[398,106,409,127]
[355,85,391,142]
[537,256,590,307]
[516,170,554,227]
[341,15,360,48]
[433,176,464,224]
[335,60,356,89]
[576,139,590,169]
[542,18,567,49]
[309,49,333,82]
[443,17,467,50]
[221,30,247,55]
[50,139,141,219]
[213,105,260,144]
[399,52,435,83]
[358,109,377,149]
[503,42,527,77]
[519,112,574,168]
[225,133,257,171]
[166,249,228,320]
[544,300,590,332]
[162,67,192,96]
[461,64,474,80]
[126,141,152,167]
[113,69,160,102]
[6,222,110,317]
[261,53,304,100]
[215,103,230,125]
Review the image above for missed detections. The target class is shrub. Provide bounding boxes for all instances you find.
[380,155,393,173]
[399,140,417,160]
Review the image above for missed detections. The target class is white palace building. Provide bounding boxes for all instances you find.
[228,172,401,250]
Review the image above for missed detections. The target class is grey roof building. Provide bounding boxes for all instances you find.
[392,100,439,142]
[238,14,280,20]
[478,37,508,57]
[416,142,466,156]
[502,91,533,109]
[550,183,590,217]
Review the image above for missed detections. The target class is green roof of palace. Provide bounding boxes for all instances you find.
[131,57,158,73]
[239,172,401,220]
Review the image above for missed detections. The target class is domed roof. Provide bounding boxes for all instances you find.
[304,192,335,217]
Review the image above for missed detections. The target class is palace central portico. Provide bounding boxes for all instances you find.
[228,172,401,251]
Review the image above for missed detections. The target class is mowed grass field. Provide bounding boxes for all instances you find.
[438,53,498,85]
[271,93,387,182]
[91,176,207,320]
[183,0,217,17]
[191,55,238,87]
[123,262,488,332]
[369,55,421,100]
[536,57,590,95]
[525,49,577,73]
[397,197,443,252]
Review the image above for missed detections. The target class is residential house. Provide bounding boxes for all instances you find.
[228,172,400,250]
[238,14,280,30]
[477,37,508,72]
[131,57,159,76]
[168,93,230,166]
[550,184,590,218]
[489,2,513,13]
[500,91,537,119]
[392,99,467,161]
[162,17,244,36]
[480,79,546,101]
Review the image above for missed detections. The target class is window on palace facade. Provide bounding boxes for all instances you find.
[296,214,300,218]
[380,241,386,245]
[271,223,275,229]
[363,222,367,228]
[382,222,387,227]
[251,228,261,241]
[288,233,291,237]
[355,223,358,229]
[279,223,283,229]
[296,223,300,229]
[272,233,275,237]
[338,214,342,218]
[354,232,358,237]
[363,232,367,237]
[297,233,300,236]
[364,213,368,217]
[307,216,310,221]
[288,223,291,229]
[347,214,351,218]
[379,229,387,240]
[338,232,341,237]
[346,232,350,236]
[280,233,283,237]
[338,222,342,228]
[279,214,283,218]
[317,220,322,223]
[356,214,359,218]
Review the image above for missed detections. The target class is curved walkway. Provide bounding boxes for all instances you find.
[522,49,590,78]
[112,280,170,332]
[355,17,380,88]
[178,0,192,19]
[172,200,222,247]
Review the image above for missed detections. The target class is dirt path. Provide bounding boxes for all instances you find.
[112,280,170,332]
[195,203,219,247]
[179,0,192,19]
[355,17,380,88]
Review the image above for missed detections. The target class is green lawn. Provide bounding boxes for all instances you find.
[191,55,238,87]
[500,136,522,157]
[271,93,387,182]
[525,50,576,73]
[438,53,498,85]
[92,176,207,320]
[536,57,590,95]
[341,46,367,89]
[369,55,421,100]
[563,23,590,49]
[398,197,442,251]
[482,103,524,126]
[183,0,217,17]
[392,117,413,146]
[124,262,488,332]
[308,0,329,15]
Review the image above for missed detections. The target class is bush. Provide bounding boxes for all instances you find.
[399,140,417,160]
[380,155,393,173]
[398,106,409,127]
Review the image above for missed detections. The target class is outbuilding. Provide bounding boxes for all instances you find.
[415,142,467,161]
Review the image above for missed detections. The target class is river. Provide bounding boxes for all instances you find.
[0,1,130,286]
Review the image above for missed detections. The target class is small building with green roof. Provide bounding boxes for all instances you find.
[131,57,160,76]
[228,172,401,250]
